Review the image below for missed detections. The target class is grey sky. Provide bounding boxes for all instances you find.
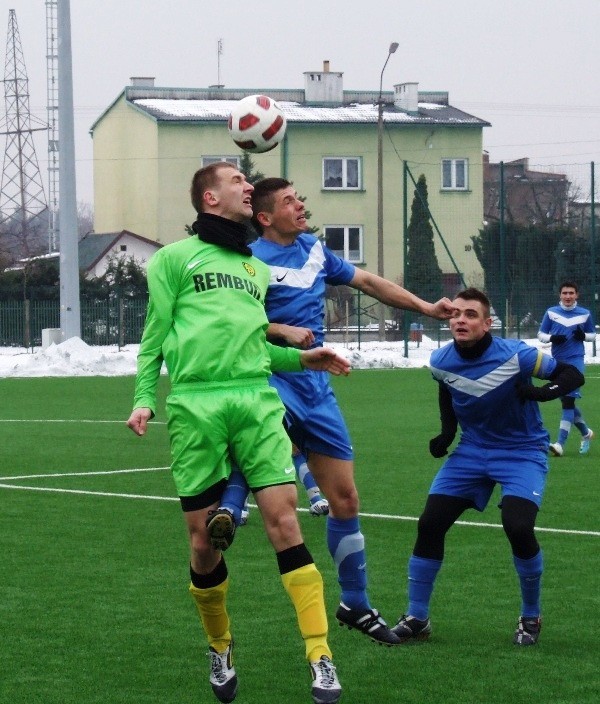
[1,0,599,206]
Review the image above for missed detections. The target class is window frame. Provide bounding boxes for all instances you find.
[322,157,362,190]
[441,158,469,191]
[323,224,364,263]
[201,156,241,168]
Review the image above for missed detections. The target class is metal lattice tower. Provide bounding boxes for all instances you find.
[0,9,48,260]
[46,0,59,252]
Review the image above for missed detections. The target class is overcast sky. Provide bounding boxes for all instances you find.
[1,0,599,207]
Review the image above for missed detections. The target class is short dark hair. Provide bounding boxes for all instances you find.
[455,287,491,317]
[559,280,578,294]
[250,177,292,232]
[190,162,237,213]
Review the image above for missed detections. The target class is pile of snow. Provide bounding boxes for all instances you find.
[0,336,598,378]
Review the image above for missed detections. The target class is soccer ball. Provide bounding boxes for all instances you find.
[228,95,287,153]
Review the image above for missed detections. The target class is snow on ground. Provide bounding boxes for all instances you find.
[0,336,598,378]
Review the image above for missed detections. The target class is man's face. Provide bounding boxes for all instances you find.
[207,167,254,222]
[449,297,492,346]
[559,286,578,307]
[259,186,306,236]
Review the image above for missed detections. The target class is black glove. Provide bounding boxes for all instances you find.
[550,334,567,345]
[573,326,586,341]
[429,433,454,458]
[516,380,560,403]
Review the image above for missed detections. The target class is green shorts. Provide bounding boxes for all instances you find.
[166,378,294,498]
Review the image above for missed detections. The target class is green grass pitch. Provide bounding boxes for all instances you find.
[1,370,598,704]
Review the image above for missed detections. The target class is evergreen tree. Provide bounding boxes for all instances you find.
[405,174,442,303]
[238,151,265,184]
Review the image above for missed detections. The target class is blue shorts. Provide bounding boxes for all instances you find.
[429,443,549,511]
[269,371,353,461]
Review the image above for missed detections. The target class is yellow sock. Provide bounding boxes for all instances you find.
[189,578,231,652]
[281,563,331,662]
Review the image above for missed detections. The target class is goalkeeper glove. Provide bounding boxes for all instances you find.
[429,433,454,458]
[550,334,567,345]
[573,326,586,341]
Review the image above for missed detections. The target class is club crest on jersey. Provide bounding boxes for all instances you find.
[243,262,256,276]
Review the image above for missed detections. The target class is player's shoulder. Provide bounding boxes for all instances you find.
[430,340,454,366]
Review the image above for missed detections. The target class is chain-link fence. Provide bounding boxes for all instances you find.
[0,298,148,348]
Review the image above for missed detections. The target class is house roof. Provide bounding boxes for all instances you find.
[78,231,161,271]
[90,85,490,132]
[132,97,489,127]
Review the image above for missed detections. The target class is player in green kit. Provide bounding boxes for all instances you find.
[127,162,348,704]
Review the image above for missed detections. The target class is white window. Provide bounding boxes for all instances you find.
[441,158,468,190]
[324,226,363,263]
[202,156,240,167]
[323,158,361,190]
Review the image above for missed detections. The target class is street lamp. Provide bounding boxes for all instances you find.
[377,41,399,341]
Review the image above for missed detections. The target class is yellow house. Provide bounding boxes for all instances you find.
[91,66,490,288]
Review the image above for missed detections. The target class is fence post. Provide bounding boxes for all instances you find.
[357,290,361,349]
[24,299,31,349]
[591,161,597,357]
[118,297,125,350]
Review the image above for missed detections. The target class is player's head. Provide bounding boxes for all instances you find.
[559,280,579,307]
[450,288,492,347]
[251,178,306,237]
[190,162,253,221]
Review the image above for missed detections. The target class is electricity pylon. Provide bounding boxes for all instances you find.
[0,9,48,261]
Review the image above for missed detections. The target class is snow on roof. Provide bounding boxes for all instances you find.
[132,98,487,126]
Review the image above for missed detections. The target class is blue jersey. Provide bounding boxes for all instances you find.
[250,233,356,459]
[250,233,355,347]
[538,304,595,371]
[430,338,557,450]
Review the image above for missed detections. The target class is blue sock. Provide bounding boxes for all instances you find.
[326,516,369,610]
[513,551,543,617]
[293,453,322,504]
[558,409,574,446]
[407,555,442,620]
[573,408,589,437]
[219,468,250,526]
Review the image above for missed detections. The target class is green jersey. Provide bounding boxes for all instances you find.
[133,236,302,413]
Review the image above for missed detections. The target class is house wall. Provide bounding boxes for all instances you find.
[93,103,485,286]
[93,97,160,240]
[87,233,162,278]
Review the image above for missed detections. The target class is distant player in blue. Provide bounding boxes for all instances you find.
[208,177,454,647]
[537,281,596,456]
[392,288,584,646]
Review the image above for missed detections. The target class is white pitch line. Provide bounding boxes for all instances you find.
[0,467,169,481]
[0,419,167,424]
[0,483,178,501]
[359,510,600,537]
[0,481,598,537]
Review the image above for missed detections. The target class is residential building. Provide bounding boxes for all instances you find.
[91,65,489,287]
[483,154,570,227]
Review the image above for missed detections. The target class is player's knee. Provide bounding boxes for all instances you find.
[328,485,359,517]
[503,516,536,552]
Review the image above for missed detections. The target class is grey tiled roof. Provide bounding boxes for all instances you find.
[132,98,489,127]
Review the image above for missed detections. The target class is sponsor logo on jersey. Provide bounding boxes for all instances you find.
[192,272,262,300]
[243,262,256,276]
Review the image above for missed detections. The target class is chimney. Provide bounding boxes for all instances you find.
[394,82,419,114]
[304,62,343,104]
[130,76,155,87]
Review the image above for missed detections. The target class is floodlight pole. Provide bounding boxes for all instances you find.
[377,42,398,341]
[58,0,81,341]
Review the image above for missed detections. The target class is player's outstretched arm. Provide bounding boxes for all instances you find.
[127,407,153,436]
[349,269,454,320]
[300,347,351,376]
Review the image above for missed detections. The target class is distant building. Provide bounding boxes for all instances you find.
[90,66,490,286]
[7,230,161,277]
[483,154,570,227]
